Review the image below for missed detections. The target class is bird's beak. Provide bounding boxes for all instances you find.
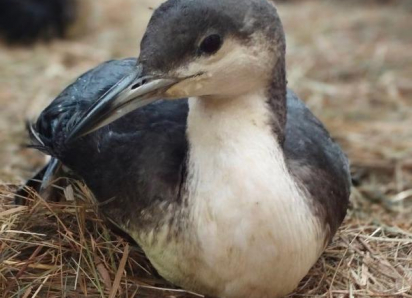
[66,68,179,142]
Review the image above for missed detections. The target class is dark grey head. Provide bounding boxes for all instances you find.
[67,0,287,140]
[140,0,286,97]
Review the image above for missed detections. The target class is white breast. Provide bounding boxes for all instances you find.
[139,92,325,298]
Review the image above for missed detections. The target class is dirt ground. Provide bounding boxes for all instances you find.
[0,0,411,297]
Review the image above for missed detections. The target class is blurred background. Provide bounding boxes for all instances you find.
[0,0,411,297]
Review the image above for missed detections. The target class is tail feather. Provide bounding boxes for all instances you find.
[14,159,66,205]
[15,166,47,205]
[26,121,54,155]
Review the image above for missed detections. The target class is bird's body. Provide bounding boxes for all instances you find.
[21,1,351,297]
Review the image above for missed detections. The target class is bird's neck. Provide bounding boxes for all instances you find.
[187,89,280,146]
[185,59,289,204]
[267,56,287,144]
[186,82,287,177]
[186,64,287,147]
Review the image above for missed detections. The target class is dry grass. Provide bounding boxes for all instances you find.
[1,181,411,298]
[0,0,411,297]
[1,183,200,298]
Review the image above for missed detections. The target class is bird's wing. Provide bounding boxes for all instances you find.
[284,90,351,240]
[22,58,189,232]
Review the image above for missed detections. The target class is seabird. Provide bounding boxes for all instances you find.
[19,0,351,297]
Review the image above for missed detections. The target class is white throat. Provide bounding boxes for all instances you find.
[183,90,324,297]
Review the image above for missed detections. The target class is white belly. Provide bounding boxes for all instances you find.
[139,155,324,298]
[186,157,323,297]
[137,95,325,298]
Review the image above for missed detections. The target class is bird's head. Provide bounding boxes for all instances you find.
[139,0,285,98]
[67,0,286,141]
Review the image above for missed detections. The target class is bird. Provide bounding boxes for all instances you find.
[0,0,84,44]
[18,0,351,297]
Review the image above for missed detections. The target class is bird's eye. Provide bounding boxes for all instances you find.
[198,34,222,55]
